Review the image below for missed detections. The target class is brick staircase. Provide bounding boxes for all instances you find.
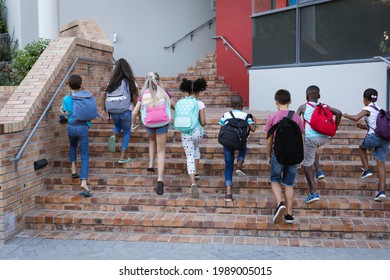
[22,53,390,247]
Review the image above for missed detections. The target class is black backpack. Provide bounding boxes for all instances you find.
[218,111,250,150]
[267,111,303,165]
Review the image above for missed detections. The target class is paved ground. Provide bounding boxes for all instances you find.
[0,235,389,260]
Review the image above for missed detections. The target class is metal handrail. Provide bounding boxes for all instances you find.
[374,56,390,66]
[11,57,114,172]
[164,17,216,53]
[213,36,252,68]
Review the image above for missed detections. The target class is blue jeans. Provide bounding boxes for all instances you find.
[67,124,89,180]
[223,145,247,187]
[111,110,132,150]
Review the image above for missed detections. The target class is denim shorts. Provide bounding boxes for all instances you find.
[270,154,299,187]
[361,133,390,162]
[144,124,169,135]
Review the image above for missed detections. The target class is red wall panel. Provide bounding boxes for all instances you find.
[216,0,252,106]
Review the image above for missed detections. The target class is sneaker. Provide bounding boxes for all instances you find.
[284,214,294,224]
[305,192,320,204]
[224,194,233,202]
[273,202,287,224]
[235,169,246,177]
[374,191,386,202]
[315,170,325,180]
[361,169,373,179]
[194,174,201,180]
[156,181,164,195]
[191,184,199,198]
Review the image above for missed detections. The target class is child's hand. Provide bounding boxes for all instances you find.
[101,110,108,122]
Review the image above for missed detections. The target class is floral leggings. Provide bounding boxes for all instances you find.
[181,126,203,174]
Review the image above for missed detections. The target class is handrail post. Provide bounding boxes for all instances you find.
[213,36,252,69]
[373,56,390,66]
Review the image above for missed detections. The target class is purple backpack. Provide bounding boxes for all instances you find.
[370,105,390,140]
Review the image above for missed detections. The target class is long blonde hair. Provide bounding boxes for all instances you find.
[140,72,170,107]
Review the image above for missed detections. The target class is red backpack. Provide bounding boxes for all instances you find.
[306,102,336,137]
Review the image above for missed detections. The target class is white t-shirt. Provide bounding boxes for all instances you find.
[364,102,380,134]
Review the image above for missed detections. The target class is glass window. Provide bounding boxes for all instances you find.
[253,10,296,66]
[252,0,296,14]
[300,0,390,63]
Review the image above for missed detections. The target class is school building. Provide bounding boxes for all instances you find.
[5,0,390,112]
[0,0,389,245]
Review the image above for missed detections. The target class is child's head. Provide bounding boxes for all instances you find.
[112,58,134,80]
[363,88,378,104]
[144,71,160,92]
[68,74,82,91]
[306,85,320,102]
[179,78,207,95]
[274,89,291,106]
[231,95,244,109]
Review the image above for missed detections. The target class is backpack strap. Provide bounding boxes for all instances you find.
[229,111,236,119]
[287,110,294,120]
[267,122,279,139]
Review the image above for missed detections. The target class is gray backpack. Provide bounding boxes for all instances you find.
[105,80,131,114]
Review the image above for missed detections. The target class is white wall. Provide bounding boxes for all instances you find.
[4,0,215,76]
[249,62,389,114]
[58,0,216,76]
[5,0,38,48]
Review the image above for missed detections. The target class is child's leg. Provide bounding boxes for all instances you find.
[358,144,370,170]
[271,182,283,205]
[148,133,157,169]
[284,186,294,215]
[236,144,247,171]
[156,133,167,182]
[223,146,235,194]
[377,159,386,192]
[181,132,196,185]
[313,153,320,173]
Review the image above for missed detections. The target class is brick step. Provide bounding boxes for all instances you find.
[24,209,390,240]
[18,229,390,248]
[44,174,386,196]
[63,143,369,162]
[35,191,390,218]
[53,157,390,178]
[88,127,368,147]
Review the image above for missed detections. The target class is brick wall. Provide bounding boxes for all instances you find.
[0,86,17,110]
[0,20,114,243]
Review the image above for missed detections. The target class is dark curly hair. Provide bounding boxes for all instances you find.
[179,78,207,93]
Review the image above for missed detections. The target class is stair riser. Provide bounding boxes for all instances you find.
[24,222,389,241]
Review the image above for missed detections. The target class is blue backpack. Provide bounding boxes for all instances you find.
[173,96,199,134]
[71,90,99,121]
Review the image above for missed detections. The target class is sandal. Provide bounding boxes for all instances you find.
[118,156,131,164]
[79,185,92,197]
[147,167,155,172]
[71,173,79,179]
[108,135,116,152]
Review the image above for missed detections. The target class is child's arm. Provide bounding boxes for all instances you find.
[343,109,369,122]
[247,113,256,132]
[296,104,306,116]
[266,133,273,165]
[199,108,206,127]
[132,101,141,128]
[329,106,342,129]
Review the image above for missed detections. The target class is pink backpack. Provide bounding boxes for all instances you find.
[140,89,171,128]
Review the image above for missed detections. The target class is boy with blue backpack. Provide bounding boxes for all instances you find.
[174,78,207,198]
[61,74,98,197]
[219,95,256,202]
